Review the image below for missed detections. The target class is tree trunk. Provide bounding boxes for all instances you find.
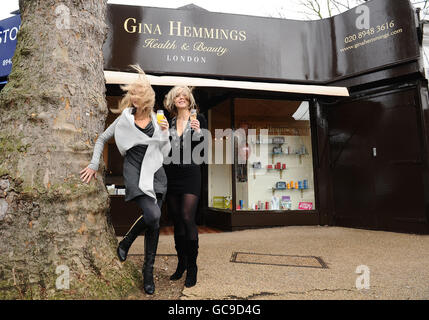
[0,0,140,299]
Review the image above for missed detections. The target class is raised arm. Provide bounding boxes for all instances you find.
[192,113,207,138]
[88,117,119,170]
[158,116,171,158]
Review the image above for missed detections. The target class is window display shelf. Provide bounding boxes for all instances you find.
[253,166,308,170]
[250,137,287,145]
[269,152,309,156]
[271,188,307,197]
[271,188,309,191]
[269,152,308,164]
[209,100,316,217]
[253,142,284,145]
[252,167,287,178]
[244,131,314,211]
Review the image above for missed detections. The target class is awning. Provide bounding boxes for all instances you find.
[104,71,349,97]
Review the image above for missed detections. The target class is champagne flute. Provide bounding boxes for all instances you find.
[190,109,197,121]
[157,110,165,124]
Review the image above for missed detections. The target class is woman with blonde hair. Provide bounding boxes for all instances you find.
[80,65,170,295]
[163,85,207,288]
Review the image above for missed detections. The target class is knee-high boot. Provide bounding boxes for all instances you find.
[117,215,147,262]
[185,239,199,288]
[143,227,160,295]
[170,235,187,280]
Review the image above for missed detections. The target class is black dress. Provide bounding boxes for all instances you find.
[123,117,167,202]
[164,114,207,197]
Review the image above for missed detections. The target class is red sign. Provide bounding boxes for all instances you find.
[298,202,313,210]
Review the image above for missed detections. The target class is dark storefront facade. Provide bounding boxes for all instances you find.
[101,0,429,234]
[2,0,429,234]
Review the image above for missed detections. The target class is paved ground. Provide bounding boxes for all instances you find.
[124,226,429,300]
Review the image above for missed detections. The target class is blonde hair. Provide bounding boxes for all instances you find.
[163,86,198,117]
[117,65,155,116]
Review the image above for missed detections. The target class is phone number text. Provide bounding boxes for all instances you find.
[344,20,396,44]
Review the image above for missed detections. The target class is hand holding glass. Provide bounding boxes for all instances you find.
[157,110,169,130]
[190,109,200,132]
[157,110,165,123]
[190,109,197,121]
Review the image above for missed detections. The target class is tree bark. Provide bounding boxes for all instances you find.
[0,0,140,299]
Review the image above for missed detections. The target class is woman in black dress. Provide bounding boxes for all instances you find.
[80,65,170,295]
[163,86,207,288]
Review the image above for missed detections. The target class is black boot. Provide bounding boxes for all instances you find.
[117,215,147,262]
[170,235,187,280]
[143,227,160,295]
[185,239,199,288]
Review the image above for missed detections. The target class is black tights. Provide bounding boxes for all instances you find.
[167,193,199,241]
[132,194,163,231]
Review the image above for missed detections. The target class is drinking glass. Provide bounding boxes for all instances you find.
[157,110,165,124]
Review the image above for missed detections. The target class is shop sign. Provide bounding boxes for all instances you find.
[103,0,420,83]
[0,15,21,78]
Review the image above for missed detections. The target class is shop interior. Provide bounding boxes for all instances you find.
[208,97,315,211]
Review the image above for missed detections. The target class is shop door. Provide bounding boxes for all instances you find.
[328,98,376,229]
[327,87,428,233]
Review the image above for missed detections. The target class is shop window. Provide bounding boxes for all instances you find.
[234,98,316,211]
[208,99,233,211]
